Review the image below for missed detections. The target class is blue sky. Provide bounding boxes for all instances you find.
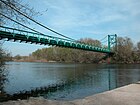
[3,0,140,56]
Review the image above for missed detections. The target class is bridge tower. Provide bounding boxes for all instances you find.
[108,34,117,52]
[106,34,117,63]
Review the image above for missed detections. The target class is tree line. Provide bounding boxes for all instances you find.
[114,37,140,63]
[13,37,140,64]
[0,43,12,64]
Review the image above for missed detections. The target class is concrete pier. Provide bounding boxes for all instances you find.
[1,82,140,105]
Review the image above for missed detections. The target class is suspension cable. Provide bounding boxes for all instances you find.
[101,40,108,44]
[0,0,76,41]
[0,13,48,36]
[99,35,108,42]
[0,13,76,42]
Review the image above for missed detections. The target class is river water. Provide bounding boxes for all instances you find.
[1,62,140,101]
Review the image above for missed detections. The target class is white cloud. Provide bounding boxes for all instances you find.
[19,0,140,40]
[42,1,138,25]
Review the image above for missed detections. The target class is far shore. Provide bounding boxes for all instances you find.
[10,59,140,64]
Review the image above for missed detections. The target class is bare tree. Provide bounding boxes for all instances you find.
[0,0,39,25]
[137,42,140,51]
[115,37,134,63]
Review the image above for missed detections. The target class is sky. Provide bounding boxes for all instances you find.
[2,0,140,56]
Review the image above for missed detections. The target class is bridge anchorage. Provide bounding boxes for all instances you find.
[0,26,117,54]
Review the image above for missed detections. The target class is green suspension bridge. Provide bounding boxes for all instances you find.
[0,0,117,54]
[0,26,117,54]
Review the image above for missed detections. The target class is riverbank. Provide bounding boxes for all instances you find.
[1,81,140,105]
[11,60,140,64]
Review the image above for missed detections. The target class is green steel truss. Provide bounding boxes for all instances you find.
[0,26,117,54]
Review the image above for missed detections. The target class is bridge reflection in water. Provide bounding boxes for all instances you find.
[1,63,140,102]
[0,63,118,102]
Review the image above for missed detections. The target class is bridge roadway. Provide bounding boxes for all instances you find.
[0,26,112,54]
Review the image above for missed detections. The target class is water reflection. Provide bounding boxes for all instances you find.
[0,64,9,101]
[0,62,140,102]
[116,64,140,87]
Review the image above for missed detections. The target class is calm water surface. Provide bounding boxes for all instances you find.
[1,62,140,100]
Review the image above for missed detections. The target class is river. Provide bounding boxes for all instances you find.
[0,62,140,101]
